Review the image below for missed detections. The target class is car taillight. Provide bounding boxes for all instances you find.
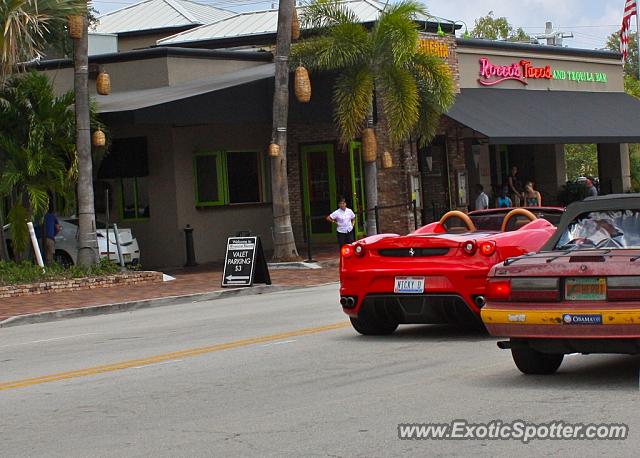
[486,279,511,301]
[607,276,640,301]
[478,241,497,256]
[354,244,365,256]
[462,240,477,255]
[511,277,560,301]
[341,245,354,258]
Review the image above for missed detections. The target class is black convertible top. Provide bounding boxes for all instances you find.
[541,194,640,250]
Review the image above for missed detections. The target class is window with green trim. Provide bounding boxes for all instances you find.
[194,151,265,206]
[121,177,150,220]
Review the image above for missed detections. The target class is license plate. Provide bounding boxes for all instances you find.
[394,276,425,294]
[123,254,132,262]
[565,277,606,301]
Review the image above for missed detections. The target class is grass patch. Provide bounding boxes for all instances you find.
[0,259,121,287]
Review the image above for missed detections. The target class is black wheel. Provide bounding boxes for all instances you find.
[349,314,398,336]
[511,346,564,375]
[54,251,74,268]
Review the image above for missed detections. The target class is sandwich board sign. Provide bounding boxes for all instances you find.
[221,236,271,287]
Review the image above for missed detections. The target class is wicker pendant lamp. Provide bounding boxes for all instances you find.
[292,7,301,41]
[362,128,377,162]
[96,71,111,95]
[92,129,106,147]
[268,142,281,157]
[67,15,84,39]
[294,66,311,103]
[381,151,393,169]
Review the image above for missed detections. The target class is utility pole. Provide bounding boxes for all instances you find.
[270,0,300,262]
[534,21,573,47]
[73,11,98,266]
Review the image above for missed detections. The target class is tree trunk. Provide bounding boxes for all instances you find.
[364,161,378,235]
[270,0,300,262]
[74,14,97,267]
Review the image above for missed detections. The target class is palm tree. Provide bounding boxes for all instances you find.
[0,0,85,79]
[0,71,78,255]
[292,0,455,233]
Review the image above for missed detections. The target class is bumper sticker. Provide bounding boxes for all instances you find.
[562,314,603,325]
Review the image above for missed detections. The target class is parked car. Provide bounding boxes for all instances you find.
[482,194,640,375]
[339,207,564,335]
[3,218,140,267]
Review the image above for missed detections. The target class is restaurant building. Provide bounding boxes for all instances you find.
[35,1,640,267]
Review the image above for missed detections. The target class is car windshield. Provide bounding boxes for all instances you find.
[469,210,563,231]
[555,210,640,250]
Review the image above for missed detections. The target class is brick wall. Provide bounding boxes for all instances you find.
[0,271,163,299]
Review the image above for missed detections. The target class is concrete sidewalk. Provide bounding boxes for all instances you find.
[0,248,340,327]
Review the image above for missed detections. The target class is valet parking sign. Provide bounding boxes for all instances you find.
[478,56,608,86]
[222,236,271,287]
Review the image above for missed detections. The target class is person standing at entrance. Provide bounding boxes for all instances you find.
[327,196,356,247]
[523,181,542,207]
[474,184,489,210]
[507,166,523,207]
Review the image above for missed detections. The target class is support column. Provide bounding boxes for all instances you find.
[597,143,632,194]
[533,144,566,206]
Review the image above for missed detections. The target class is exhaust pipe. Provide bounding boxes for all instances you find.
[340,296,356,308]
[474,295,486,308]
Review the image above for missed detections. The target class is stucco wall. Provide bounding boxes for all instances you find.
[170,124,274,264]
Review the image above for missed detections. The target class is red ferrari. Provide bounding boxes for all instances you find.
[482,194,640,374]
[340,207,564,335]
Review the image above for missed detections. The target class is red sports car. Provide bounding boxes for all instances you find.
[340,207,564,335]
[482,194,640,374]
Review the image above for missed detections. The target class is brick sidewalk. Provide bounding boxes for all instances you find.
[0,248,339,323]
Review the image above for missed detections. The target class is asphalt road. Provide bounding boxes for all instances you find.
[1,284,640,457]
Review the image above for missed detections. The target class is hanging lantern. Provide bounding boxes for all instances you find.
[381,151,393,169]
[294,66,311,103]
[92,129,106,147]
[362,128,377,162]
[67,15,84,39]
[268,143,280,157]
[291,8,301,41]
[96,71,111,95]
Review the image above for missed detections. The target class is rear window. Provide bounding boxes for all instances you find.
[555,210,640,250]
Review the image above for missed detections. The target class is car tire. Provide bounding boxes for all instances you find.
[511,346,563,375]
[54,251,74,268]
[349,314,398,336]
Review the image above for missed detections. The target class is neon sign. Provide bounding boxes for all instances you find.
[478,57,607,86]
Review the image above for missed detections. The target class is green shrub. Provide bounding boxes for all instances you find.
[0,258,120,286]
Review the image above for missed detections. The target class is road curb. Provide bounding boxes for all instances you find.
[0,282,339,328]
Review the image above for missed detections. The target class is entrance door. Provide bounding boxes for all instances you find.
[301,144,336,242]
[301,142,367,242]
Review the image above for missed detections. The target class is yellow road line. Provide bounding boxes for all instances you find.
[481,308,640,325]
[0,321,350,392]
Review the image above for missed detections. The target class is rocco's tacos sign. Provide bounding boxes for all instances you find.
[478,57,608,86]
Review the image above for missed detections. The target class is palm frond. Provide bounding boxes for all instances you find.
[1,0,86,78]
[290,23,370,70]
[410,51,456,145]
[376,65,419,145]
[371,0,424,65]
[7,202,29,254]
[333,65,374,143]
[300,0,359,29]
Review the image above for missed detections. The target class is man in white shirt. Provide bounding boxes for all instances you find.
[475,184,489,211]
[327,197,356,247]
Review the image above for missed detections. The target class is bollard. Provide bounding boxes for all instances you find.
[305,215,314,262]
[412,199,418,231]
[112,223,126,268]
[184,224,197,267]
